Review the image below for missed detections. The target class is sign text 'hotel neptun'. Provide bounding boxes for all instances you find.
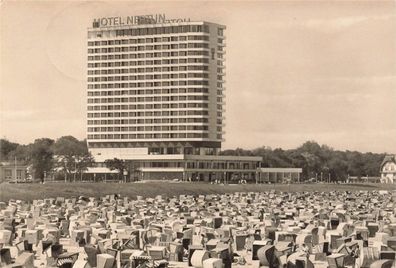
[92,14,191,28]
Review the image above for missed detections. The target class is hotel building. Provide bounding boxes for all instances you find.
[86,17,262,181]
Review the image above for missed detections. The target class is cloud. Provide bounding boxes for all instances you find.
[305,16,367,30]
[1,110,37,121]
[303,15,395,33]
[326,75,396,84]
[267,14,395,33]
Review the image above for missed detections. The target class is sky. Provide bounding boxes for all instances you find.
[1,1,395,153]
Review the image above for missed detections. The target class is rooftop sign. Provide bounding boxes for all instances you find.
[92,14,191,28]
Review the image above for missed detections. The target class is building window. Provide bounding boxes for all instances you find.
[4,169,12,179]
[17,170,23,180]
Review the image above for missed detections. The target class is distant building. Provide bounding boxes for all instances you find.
[380,155,396,183]
[347,176,380,183]
[0,161,28,182]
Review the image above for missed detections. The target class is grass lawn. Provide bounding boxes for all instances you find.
[1,181,395,202]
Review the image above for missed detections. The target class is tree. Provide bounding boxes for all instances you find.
[0,139,19,160]
[328,158,348,182]
[104,158,128,182]
[220,148,253,156]
[222,140,387,182]
[52,136,93,181]
[298,141,323,158]
[346,151,365,178]
[75,154,95,181]
[7,144,31,162]
[271,148,292,167]
[288,151,308,179]
[30,138,54,182]
[300,152,321,180]
[361,152,385,176]
[2,136,386,184]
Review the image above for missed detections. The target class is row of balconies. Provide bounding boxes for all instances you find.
[87,125,226,130]
[87,51,226,60]
[87,75,212,82]
[87,121,219,126]
[87,128,223,133]
[87,38,224,48]
[86,80,219,85]
[86,72,224,80]
[86,72,225,79]
[87,112,226,119]
[87,111,215,117]
[87,54,213,62]
[87,104,225,111]
[87,111,212,117]
[87,97,212,103]
[86,96,221,102]
[87,129,214,133]
[87,57,210,66]
[87,92,225,100]
[86,131,222,135]
[86,79,214,85]
[87,69,211,75]
[86,58,212,66]
[87,95,214,100]
[86,103,225,108]
[87,62,218,70]
[88,124,215,130]
[87,116,214,121]
[87,137,223,142]
[86,55,224,63]
[87,62,221,69]
[87,136,213,140]
[88,63,211,69]
[86,81,222,87]
[87,91,214,97]
[86,48,213,55]
[86,69,218,75]
[86,108,226,114]
[87,84,212,90]
[86,113,222,118]
[88,47,212,54]
[87,85,212,90]
[87,112,226,118]
[87,121,222,126]
[86,119,225,124]
[87,35,212,46]
[87,35,226,46]
[86,101,222,106]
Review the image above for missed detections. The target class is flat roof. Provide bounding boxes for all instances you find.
[259,168,302,173]
[85,167,118,174]
[185,154,262,162]
[92,153,262,162]
[88,20,225,31]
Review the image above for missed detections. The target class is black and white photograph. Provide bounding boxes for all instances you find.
[0,1,395,267]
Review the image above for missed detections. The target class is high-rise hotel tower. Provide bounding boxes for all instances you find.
[88,19,225,155]
[87,16,261,181]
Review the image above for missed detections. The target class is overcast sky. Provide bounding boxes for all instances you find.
[1,1,395,153]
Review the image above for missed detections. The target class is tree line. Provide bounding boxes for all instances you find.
[1,138,386,182]
[0,136,93,181]
[221,141,385,181]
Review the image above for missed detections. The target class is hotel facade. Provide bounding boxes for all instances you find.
[86,16,263,181]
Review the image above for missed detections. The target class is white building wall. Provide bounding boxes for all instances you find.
[381,162,396,183]
[86,21,225,150]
